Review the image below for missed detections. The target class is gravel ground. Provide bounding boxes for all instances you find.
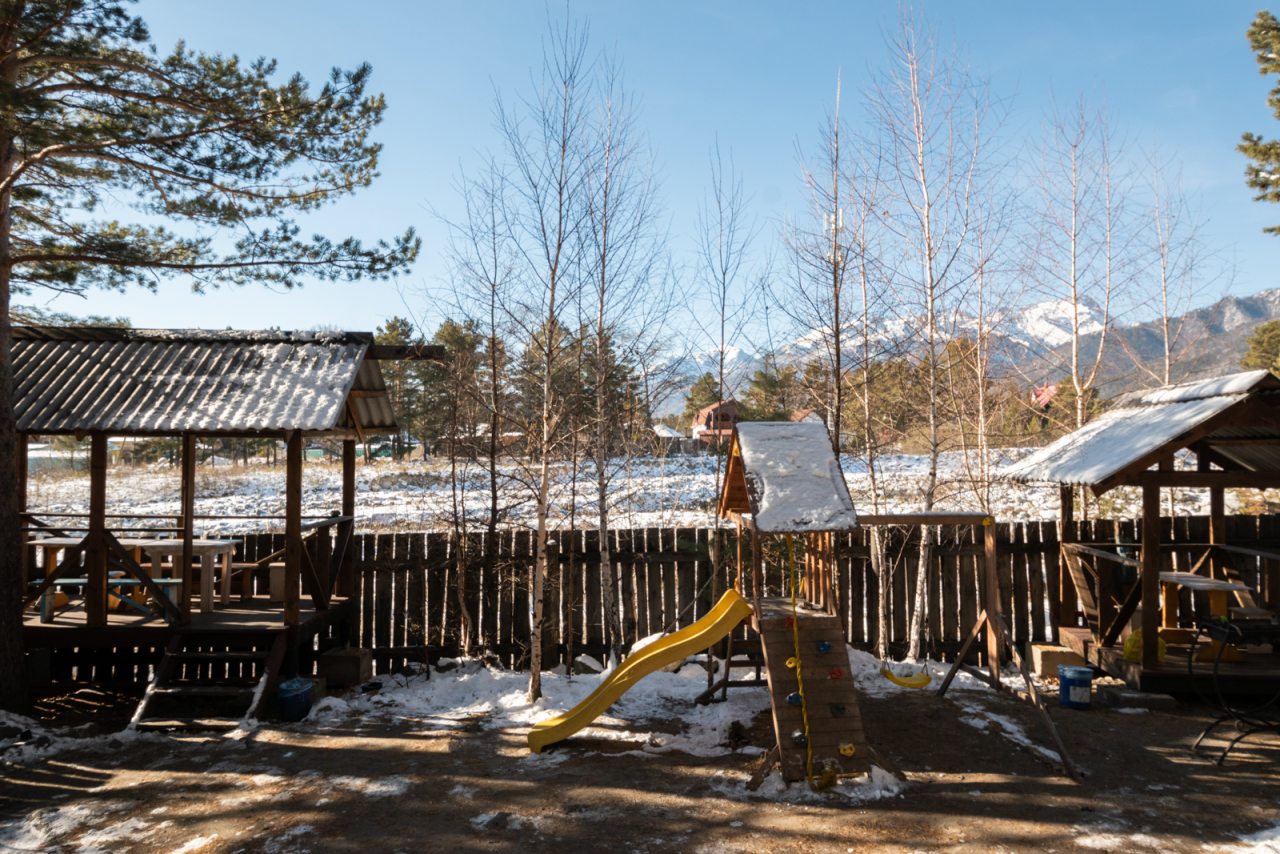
[3,679,1278,853]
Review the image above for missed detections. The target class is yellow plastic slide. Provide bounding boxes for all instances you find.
[527,588,754,753]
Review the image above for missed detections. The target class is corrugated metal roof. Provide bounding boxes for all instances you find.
[1000,370,1280,488]
[13,326,398,435]
[736,421,859,533]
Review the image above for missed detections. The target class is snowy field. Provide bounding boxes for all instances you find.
[24,448,1231,535]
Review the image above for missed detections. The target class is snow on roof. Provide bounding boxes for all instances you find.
[13,326,390,435]
[652,424,685,439]
[1000,370,1277,488]
[1112,370,1271,406]
[736,421,858,532]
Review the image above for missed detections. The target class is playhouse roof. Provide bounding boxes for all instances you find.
[718,421,859,533]
[1000,369,1280,491]
[12,326,435,436]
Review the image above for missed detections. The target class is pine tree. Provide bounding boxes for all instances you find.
[376,317,423,458]
[682,372,721,422]
[1240,11,1280,233]
[0,1,417,712]
[1241,319,1280,373]
[741,356,801,421]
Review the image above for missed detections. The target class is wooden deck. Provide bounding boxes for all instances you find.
[24,596,349,638]
[1060,625,1280,695]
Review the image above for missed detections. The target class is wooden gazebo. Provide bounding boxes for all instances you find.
[15,326,441,718]
[1003,370,1280,692]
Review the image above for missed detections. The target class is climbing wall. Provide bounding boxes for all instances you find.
[756,598,870,783]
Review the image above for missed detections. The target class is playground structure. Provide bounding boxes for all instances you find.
[528,420,1078,783]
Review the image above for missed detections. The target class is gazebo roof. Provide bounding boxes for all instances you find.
[718,421,859,533]
[1000,370,1280,493]
[13,326,422,437]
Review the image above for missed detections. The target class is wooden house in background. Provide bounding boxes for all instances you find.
[692,399,739,447]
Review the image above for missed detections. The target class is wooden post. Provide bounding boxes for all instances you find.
[983,520,1001,678]
[285,430,303,627]
[85,433,109,626]
[1208,467,1225,581]
[750,520,763,609]
[1141,484,1161,669]
[18,432,28,585]
[179,433,196,622]
[1058,485,1076,627]
[734,521,743,595]
[340,438,356,597]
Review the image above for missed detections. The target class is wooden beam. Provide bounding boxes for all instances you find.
[1062,542,1140,568]
[1140,484,1161,669]
[1190,442,1245,471]
[18,433,28,585]
[1058,485,1076,628]
[859,512,992,527]
[85,434,108,626]
[179,433,196,622]
[1134,471,1280,490]
[285,430,303,627]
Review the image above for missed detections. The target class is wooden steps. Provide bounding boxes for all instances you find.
[755,597,869,783]
[130,629,286,731]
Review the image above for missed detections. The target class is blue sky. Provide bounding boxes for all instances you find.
[38,1,1280,338]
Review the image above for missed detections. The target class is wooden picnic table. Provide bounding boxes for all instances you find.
[27,535,159,621]
[136,538,240,613]
[1160,571,1250,619]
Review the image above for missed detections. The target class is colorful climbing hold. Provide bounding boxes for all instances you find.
[828,667,844,679]
[839,742,857,757]
[786,691,802,706]
[785,656,798,670]
[784,616,795,629]
[790,729,808,747]
[816,641,832,654]
[829,703,846,717]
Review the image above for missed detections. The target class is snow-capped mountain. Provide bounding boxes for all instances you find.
[656,291,1280,416]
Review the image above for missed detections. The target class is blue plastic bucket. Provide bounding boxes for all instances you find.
[1057,665,1094,710]
[276,677,314,721]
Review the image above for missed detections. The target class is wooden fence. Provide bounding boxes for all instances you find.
[230,513,1280,671]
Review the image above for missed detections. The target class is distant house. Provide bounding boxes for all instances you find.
[1031,383,1059,411]
[691,399,739,447]
[1030,383,1060,428]
[652,423,698,455]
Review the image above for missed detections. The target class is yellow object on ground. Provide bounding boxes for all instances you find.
[527,589,754,753]
[879,667,932,689]
[1122,630,1167,664]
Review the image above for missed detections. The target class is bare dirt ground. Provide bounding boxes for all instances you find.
[2,682,1279,853]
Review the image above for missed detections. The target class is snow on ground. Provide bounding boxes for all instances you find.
[1229,822,1280,853]
[26,447,1230,535]
[308,658,770,760]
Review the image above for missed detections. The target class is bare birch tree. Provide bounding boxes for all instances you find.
[694,144,755,502]
[868,16,987,660]
[497,20,591,701]
[1029,102,1134,429]
[782,76,859,454]
[1125,159,1222,388]
[446,158,517,653]
[581,59,667,664]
